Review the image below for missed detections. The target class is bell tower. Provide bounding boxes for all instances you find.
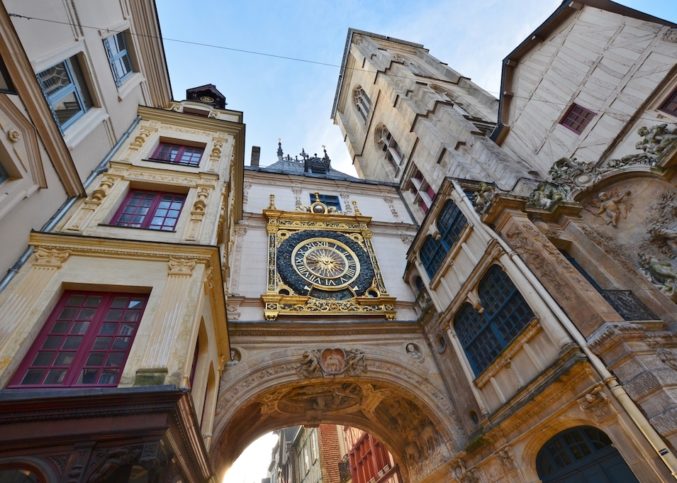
[331,29,529,223]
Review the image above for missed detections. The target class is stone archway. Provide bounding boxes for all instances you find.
[211,343,464,482]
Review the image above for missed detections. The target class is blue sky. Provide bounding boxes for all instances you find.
[158,0,675,177]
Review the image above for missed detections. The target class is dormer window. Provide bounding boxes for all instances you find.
[310,193,341,212]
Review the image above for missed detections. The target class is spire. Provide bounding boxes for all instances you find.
[277,139,283,161]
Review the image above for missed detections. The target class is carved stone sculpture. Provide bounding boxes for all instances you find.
[638,254,676,302]
[538,124,676,206]
[586,189,632,227]
[635,123,677,160]
[472,183,496,215]
[297,348,366,377]
[527,182,567,210]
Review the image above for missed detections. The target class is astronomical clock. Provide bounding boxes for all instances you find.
[261,194,396,320]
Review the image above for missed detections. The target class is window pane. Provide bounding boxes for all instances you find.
[38,62,70,96]
[0,163,8,184]
[51,90,83,126]
[11,291,147,388]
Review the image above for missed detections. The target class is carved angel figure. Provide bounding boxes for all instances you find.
[590,190,631,227]
[298,350,321,377]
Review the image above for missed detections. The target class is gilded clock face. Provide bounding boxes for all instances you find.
[277,230,375,300]
[292,237,359,290]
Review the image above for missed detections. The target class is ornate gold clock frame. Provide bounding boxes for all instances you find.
[261,196,396,320]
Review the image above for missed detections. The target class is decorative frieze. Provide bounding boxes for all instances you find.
[297,348,367,378]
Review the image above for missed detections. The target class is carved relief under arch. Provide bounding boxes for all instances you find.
[211,351,462,482]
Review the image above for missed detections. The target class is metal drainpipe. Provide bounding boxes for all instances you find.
[452,180,677,477]
[0,116,141,294]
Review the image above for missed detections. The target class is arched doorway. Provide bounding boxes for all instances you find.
[211,346,463,482]
[536,426,639,482]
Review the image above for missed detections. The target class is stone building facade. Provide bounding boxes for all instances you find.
[331,1,676,482]
[0,0,674,482]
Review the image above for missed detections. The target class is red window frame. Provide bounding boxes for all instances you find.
[150,142,204,167]
[111,190,185,231]
[659,88,677,117]
[559,103,595,134]
[9,291,148,388]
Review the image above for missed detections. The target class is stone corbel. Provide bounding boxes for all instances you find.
[577,384,613,421]
[64,174,121,232]
[32,247,70,270]
[185,185,212,241]
[128,125,158,152]
[167,257,196,276]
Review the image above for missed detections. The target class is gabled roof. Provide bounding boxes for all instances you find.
[491,0,676,143]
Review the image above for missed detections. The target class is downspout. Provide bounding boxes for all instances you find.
[0,116,141,293]
[452,180,677,477]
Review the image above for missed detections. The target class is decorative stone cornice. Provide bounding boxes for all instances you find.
[525,123,676,210]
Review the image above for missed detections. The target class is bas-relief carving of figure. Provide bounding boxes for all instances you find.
[586,189,632,227]
[297,348,366,378]
[406,343,424,363]
[299,350,321,377]
[639,254,677,302]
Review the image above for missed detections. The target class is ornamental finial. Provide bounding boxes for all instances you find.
[268,194,276,209]
[277,139,283,160]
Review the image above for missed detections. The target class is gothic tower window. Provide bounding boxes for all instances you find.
[353,86,372,123]
[454,265,534,375]
[407,165,436,214]
[374,125,403,173]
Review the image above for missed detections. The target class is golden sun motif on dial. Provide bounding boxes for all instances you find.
[292,238,360,290]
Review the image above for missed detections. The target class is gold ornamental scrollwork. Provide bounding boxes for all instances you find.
[261,203,396,320]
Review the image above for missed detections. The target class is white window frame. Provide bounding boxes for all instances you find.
[103,30,134,86]
[37,55,92,131]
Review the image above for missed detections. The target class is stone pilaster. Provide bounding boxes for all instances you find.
[137,257,202,384]
[0,247,69,381]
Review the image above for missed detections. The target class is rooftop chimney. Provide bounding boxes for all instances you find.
[251,146,261,167]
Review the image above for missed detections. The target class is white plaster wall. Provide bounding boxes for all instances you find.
[502,6,675,172]
[6,0,157,177]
